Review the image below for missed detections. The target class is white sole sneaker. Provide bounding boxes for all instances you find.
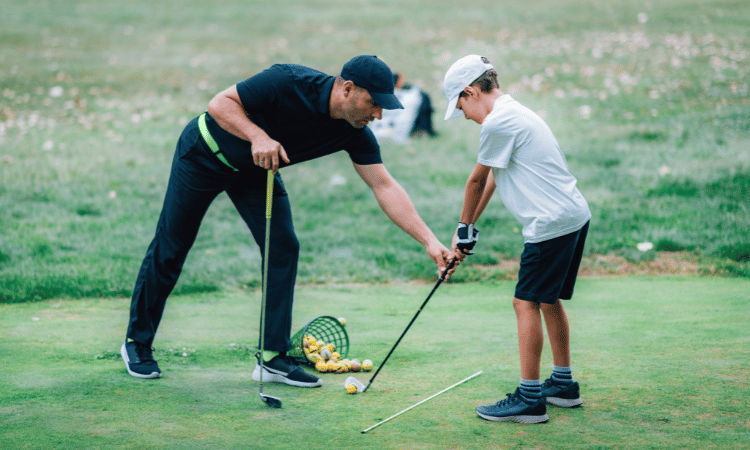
[252,364,322,388]
[476,412,550,423]
[546,396,583,408]
[120,342,162,379]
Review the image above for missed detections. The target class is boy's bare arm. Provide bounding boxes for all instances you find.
[472,169,496,223]
[454,163,492,259]
[460,163,492,224]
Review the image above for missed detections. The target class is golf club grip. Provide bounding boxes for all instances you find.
[265,169,273,219]
[440,258,457,282]
[364,258,457,391]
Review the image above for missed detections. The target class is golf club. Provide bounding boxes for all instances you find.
[360,257,458,393]
[257,169,282,408]
[361,370,482,433]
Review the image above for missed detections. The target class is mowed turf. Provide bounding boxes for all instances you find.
[1,277,748,449]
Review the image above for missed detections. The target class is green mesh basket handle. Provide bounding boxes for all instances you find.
[288,316,349,366]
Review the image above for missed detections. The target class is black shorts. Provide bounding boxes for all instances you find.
[515,221,589,304]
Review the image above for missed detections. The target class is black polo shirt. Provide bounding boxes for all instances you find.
[203,64,382,174]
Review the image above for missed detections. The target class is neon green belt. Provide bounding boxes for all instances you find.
[198,112,238,172]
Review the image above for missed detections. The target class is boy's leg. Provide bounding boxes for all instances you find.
[475,296,548,424]
[540,299,582,407]
[540,299,570,368]
[540,222,589,407]
[479,224,587,418]
[513,298,544,381]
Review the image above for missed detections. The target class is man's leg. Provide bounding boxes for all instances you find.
[123,122,225,378]
[228,174,298,353]
[229,175,320,388]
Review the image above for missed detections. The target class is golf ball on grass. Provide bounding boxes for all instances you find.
[346,383,358,394]
[362,359,373,371]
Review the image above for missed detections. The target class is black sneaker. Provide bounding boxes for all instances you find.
[252,354,322,388]
[541,378,583,408]
[476,388,549,423]
[121,340,162,379]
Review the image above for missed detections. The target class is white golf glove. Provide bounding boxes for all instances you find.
[456,222,479,255]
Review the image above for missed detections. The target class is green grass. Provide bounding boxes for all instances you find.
[1,1,749,302]
[1,278,749,449]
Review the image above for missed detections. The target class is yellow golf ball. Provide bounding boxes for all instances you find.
[315,360,328,373]
[346,383,358,394]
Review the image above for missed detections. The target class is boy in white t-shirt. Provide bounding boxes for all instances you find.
[444,55,591,424]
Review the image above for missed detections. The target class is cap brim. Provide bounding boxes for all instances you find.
[444,94,463,120]
[370,91,404,110]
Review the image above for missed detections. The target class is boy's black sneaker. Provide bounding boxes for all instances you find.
[252,354,322,388]
[121,340,162,379]
[475,388,549,423]
[541,378,583,408]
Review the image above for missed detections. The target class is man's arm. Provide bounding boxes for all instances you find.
[352,162,454,276]
[207,85,289,173]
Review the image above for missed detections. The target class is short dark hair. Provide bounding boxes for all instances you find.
[459,69,499,97]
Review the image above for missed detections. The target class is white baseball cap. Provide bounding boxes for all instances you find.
[443,54,495,120]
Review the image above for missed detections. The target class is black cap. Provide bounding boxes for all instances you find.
[341,55,404,110]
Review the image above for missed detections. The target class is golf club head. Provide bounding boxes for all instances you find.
[260,393,282,408]
[345,376,366,393]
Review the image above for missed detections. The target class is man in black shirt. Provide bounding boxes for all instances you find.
[121,56,454,387]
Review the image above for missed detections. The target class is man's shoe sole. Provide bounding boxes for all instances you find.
[476,411,549,423]
[121,343,162,379]
[546,396,583,408]
[252,365,322,388]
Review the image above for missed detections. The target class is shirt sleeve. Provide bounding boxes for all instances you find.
[235,65,288,115]
[346,127,382,165]
[477,118,516,169]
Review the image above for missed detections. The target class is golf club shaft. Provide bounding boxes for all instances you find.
[363,258,457,392]
[361,370,482,433]
[258,170,274,397]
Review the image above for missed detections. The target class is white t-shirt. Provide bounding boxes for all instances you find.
[477,95,591,243]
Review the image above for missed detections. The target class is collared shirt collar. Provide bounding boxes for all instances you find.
[317,77,335,116]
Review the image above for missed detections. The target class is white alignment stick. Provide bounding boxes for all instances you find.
[361,370,483,434]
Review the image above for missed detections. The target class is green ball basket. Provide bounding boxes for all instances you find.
[288,316,349,367]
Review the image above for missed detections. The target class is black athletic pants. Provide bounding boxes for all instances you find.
[126,117,298,352]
